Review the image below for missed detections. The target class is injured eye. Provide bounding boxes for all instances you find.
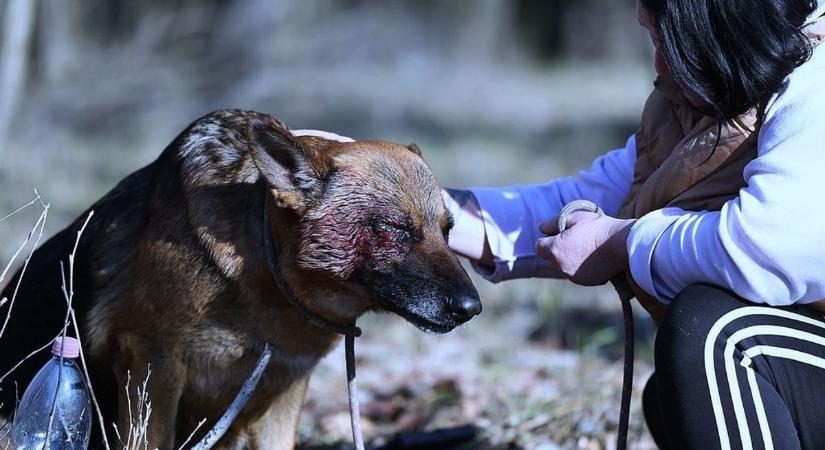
[442,211,455,242]
[370,220,413,245]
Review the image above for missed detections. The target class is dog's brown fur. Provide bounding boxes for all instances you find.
[0,110,480,449]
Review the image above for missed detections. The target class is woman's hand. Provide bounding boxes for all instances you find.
[535,211,635,286]
[290,129,355,142]
[442,189,495,267]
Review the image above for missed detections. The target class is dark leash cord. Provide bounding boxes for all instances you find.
[558,200,634,450]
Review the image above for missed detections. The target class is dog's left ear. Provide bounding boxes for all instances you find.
[406,143,422,156]
[248,119,334,214]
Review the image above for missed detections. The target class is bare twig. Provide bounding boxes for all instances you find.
[68,280,112,450]
[52,211,112,450]
[0,191,44,289]
[0,204,45,289]
[115,367,152,450]
[0,190,41,225]
[132,369,151,450]
[42,256,78,450]
[0,332,63,385]
[125,370,133,447]
[177,418,207,450]
[0,200,49,340]
[112,422,123,448]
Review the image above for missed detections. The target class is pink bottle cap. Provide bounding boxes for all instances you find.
[52,336,80,358]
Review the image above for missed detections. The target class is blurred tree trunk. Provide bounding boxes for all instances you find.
[457,0,514,63]
[39,0,76,84]
[0,0,37,152]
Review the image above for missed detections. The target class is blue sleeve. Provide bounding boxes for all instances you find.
[468,135,637,282]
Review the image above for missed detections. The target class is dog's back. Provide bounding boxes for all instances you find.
[0,160,161,421]
[0,110,299,440]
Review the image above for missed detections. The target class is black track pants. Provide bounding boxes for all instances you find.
[643,285,825,450]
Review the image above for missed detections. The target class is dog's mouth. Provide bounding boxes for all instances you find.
[384,303,460,334]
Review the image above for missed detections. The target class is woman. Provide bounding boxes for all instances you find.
[442,0,825,448]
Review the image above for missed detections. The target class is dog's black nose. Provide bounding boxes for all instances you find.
[449,294,482,322]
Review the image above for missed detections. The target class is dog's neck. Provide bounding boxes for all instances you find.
[263,199,367,337]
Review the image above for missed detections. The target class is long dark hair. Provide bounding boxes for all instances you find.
[640,0,818,121]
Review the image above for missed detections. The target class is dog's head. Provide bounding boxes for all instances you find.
[249,118,480,333]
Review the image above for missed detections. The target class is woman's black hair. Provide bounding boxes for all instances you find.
[640,0,818,122]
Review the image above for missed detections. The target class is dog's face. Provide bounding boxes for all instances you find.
[249,120,481,333]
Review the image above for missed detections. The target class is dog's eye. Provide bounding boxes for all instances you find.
[371,221,412,243]
[441,211,455,242]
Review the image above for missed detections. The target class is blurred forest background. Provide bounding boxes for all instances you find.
[0,0,660,448]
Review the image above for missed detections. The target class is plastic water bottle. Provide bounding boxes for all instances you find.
[10,337,92,450]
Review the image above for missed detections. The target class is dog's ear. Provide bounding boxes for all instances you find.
[406,143,422,156]
[248,119,333,213]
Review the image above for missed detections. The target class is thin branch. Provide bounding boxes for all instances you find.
[114,366,152,450]
[0,196,54,386]
[133,369,151,450]
[125,370,133,448]
[0,194,46,291]
[42,258,77,450]
[0,190,40,224]
[0,332,62,384]
[53,211,110,450]
[177,418,207,450]
[69,278,112,450]
[0,202,49,340]
[112,422,123,449]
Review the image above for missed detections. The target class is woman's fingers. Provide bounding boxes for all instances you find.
[539,211,600,236]
[535,236,555,259]
[291,129,355,142]
[539,218,560,236]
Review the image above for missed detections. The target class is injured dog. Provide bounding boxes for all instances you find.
[0,110,481,449]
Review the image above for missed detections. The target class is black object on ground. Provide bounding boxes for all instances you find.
[380,425,478,450]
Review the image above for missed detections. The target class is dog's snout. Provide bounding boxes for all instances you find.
[449,293,482,322]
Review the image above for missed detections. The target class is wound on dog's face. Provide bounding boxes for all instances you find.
[295,143,480,333]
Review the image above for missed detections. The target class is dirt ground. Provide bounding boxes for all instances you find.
[298,281,660,450]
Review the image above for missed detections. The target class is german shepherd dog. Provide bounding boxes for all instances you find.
[0,110,481,449]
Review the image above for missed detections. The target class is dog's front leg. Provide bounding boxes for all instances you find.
[243,373,311,450]
[113,349,184,449]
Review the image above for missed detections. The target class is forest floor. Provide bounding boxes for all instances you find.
[297,281,660,450]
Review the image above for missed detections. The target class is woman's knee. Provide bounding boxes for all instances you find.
[655,285,742,369]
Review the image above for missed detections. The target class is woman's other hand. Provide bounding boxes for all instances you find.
[291,129,355,142]
[442,188,495,268]
[535,212,635,286]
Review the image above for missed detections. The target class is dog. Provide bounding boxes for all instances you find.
[0,109,481,449]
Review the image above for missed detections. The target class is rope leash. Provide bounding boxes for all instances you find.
[346,335,365,450]
[557,200,635,450]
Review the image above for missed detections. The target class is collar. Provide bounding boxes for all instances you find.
[262,199,362,338]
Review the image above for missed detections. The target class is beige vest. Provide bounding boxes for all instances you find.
[619,19,825,320]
